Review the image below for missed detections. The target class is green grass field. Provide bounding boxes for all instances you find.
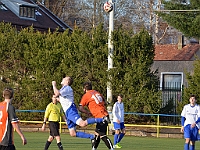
[14,132,200,150]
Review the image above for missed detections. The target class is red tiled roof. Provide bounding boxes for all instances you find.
[0,0,72,32]
[154,44,200,60]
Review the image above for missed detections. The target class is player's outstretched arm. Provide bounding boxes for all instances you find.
[52,81,60,97]
[12,123,27,145]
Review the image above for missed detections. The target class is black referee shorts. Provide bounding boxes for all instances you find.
[49,121,60,136]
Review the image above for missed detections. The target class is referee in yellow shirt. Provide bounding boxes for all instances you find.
[42,95,66,150]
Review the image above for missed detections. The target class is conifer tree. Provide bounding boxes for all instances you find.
[158,0,200,39]
[0,23,161,119]
[178,59,200,113]
[110,28,161,115]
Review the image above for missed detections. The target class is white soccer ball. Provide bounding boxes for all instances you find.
[103,2,113,13]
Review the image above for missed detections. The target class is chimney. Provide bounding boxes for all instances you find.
[178,34,184,50]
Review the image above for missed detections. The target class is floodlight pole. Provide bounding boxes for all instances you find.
[107,0,114,123]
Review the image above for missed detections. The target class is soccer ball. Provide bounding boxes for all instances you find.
[103,1,113,13]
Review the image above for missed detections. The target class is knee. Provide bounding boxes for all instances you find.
[48,136,54,142]
[190,141,195,145]
[55,136,61,142]
[69,131,77,137]
[115,130,120,134]
[78,120,87,127]
[185,139,190,144]
[122,128,126,134]
[70,133,76,137]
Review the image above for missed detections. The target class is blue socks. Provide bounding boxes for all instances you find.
[184,143,189,150]
[114,134,119,145]
[76,131,94,139]
[189,145,195,150]
[118,133,125,143]
[114,133,125,145]
[87,118,103,124]
[184,143,195,150]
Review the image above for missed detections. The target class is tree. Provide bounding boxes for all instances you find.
[0,23,161,122]
[110,27,161,115]
[157,0,200,39]
[178,59,200,114]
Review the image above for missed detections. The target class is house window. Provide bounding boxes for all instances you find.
[160,72,183,110]
[19,6,36,19]
[160,72,183,91]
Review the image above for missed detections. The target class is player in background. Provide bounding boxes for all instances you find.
[181,94,200,150]
[0,87,27,150]
[112,94,125,149]
[79,82,114,150]
[42,95,67,150]
[52,76,106,143]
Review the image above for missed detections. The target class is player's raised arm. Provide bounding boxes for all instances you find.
[52,81,60,97]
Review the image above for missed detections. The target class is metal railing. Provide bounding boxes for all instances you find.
[16,110,181,138]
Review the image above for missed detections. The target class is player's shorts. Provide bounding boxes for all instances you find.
[184,124,199,141]
[66,103,81,129]
[49,121,60,136]
[95,121,108,136]
[0,144,16,150]
[113,122,125,130]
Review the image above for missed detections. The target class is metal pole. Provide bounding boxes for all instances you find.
[107,0,114,127]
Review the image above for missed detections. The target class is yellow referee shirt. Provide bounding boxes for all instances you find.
[44,102,64,122]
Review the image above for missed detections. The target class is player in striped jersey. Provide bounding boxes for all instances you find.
[79,82,114,150]
[0,87,27,150]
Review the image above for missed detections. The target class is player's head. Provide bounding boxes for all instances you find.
[52,95,58,104]
[189,94,196,105]
[3,87,14,99]
[117,94,123,102]
[61,76,73,86]
[83,82,92,92]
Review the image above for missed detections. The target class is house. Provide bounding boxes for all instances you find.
[151,40,200,111]
[0,0,72,32]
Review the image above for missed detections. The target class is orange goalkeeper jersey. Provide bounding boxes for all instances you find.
[0,101,19,146]
[79,90,108,118]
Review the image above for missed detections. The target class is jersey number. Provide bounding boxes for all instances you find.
[92,94,103,104]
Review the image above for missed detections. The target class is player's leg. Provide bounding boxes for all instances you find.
[44,135,54,150]
[189,141,195,150]
[51,122,64,150]
[95,122,114,150]
[113,122,121,148]
[117,122,125,147]
[44,122,56,150]
[189,126,199,150]
[68,103,103,127]
[68,120,95,140]
[101,135,114,150]
[184,125,191,150]
[55,136,63,150]
[114,129,120,146]
[92,134,100,150]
